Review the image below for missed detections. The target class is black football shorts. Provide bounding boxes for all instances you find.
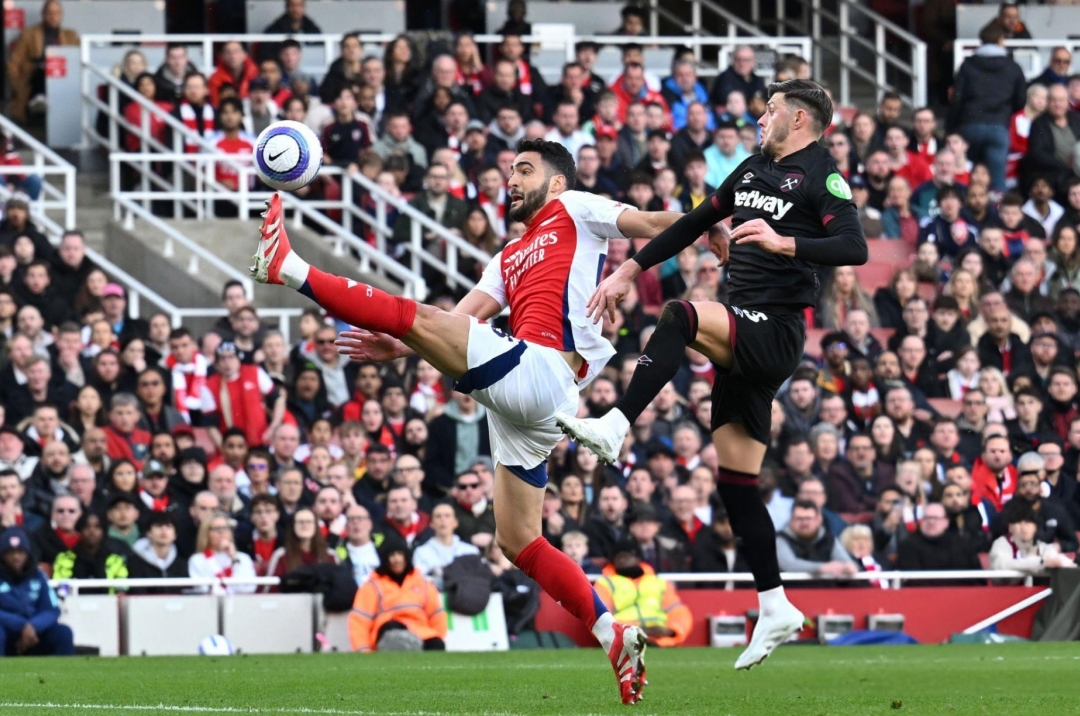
[710,306,806,444]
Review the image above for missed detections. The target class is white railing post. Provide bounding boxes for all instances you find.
[875,23,886,103]
[342,173,353,237]
[777,0,786,36]
[811,0,822,84]
[107,84,118,151]
[914,42,927,108]
[410,220,423,279]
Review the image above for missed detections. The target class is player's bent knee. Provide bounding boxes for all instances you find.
[495,527,538,562]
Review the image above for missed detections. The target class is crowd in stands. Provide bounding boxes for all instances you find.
[5,0,1080,653]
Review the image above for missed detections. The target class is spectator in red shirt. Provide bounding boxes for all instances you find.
[241,494,281,575]
[103,393,151,471]
[884,126,932,189]
[205,342,283,448]
[910,107,941,160]
[208,41,259,106]
[611,63,669,124]
[123,73,172,152]
[971,433,1017,512]
[206,98,256,196]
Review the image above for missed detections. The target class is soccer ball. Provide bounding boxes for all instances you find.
[198,634,235,656]
[253,120,323,192]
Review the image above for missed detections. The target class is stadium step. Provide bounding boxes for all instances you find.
[105,214,400,337]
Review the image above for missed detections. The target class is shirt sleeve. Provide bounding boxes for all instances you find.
[475,252,508,309]
[561,191,634,240]
[791,167,868,267]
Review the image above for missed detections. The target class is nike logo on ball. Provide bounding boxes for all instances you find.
[268,150,286,162]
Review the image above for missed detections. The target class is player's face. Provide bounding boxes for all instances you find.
[508,152,556,223]
[758,94,794,158]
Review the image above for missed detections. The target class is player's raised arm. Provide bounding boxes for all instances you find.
[587,198,728,323]
[613,209,684,241]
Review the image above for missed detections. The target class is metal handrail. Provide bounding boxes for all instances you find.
[953,39,1080,80]
[53,568,1039,594]
[0,113,76,230]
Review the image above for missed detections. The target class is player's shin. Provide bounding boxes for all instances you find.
[715,468,784,597]
[614,300,698,423]
[513,536,615,649]
[298,267,417,339]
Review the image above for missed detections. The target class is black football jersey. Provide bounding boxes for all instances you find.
[712,141,865,311]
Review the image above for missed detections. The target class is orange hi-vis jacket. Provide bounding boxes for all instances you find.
[593,563,693,648]
[348,570,447,652]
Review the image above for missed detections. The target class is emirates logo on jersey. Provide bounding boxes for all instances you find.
[504,231,558,291]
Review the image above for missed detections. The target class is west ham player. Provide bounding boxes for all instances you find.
[250,140,682,704]
[557,79,868,669]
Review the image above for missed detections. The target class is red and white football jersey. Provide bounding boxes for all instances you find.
[206,131,256,188]
[476,190,633,386]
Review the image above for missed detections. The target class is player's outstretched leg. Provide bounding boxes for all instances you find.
[556,300,707,463]
[251,194,470,378]
[494,465,646,705]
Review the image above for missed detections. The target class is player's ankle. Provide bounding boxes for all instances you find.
[592,612,616,651]
[280,251,310,290]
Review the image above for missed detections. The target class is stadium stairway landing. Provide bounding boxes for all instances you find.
[104,211,399,337]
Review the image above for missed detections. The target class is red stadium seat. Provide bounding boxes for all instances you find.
[866,239,915,264]
[853,263,895,293]
[928,398,962,418]
[870,327,895,346]
[804,327,826,359]
[837,106,858,126]
[192,427,220,460]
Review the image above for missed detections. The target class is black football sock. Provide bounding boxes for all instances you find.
[716,469,783,592]
[614,300,697,424]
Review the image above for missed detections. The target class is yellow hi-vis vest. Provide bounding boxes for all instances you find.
[598,573,667,629]
[53,552,129,593]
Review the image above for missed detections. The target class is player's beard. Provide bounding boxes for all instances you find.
[508,178,552,223]
[762,118,791,159]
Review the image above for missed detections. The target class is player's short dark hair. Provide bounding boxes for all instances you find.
[766,79,833,135]
[515,139,577,190]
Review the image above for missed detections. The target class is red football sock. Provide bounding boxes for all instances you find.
[299,267,417,339]
[514,536,609,629]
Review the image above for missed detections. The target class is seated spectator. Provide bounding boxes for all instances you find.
[154,43,195,104]
[703,122,749,189]
[0,469,43,533]
[258,0,321,63]
[373,111,428,170]
[918,187,977,258]
[775,500,857,580]
[976,306,1033,380]
[545,102,592,159]
[828,434,895,515]
[51,511,131,586]
[208,41,258,105]
[413,503,481,589]
[6,0,80,123]
[594,537,691,647]
[450,467,497,543]
[265,507,336,588]
[239,494,280,576]
[205,342,281,449]
[989,500,1075,578]
[1010,454,1078,552]
[708,45,764,116]
[849,175,883,238]
[102,393,151,471]
[912,149,966,220]
[941,477,990,551]
[897,502,982,584]
[321,87,373,170]
[560,529,601,575]
[1023,177,1064,239]
[379,486,431,549]
[0,526,73,656]
[1004,259,1054,324]
[626,503,689,573]
[32,495,80,576]
[690,504,748,579]
[187,510,257,594]
[839,524,888,584]
[796,477,847,539]
[337,503,379,586]
[127,511,188,590]
[1025,85,1080,197]
[105,492,141,547]
[391,163,468,261]
[348,533,446,653]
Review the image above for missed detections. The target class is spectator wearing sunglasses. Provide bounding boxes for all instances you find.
[135,368,185,436]
[450,470,495,543]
